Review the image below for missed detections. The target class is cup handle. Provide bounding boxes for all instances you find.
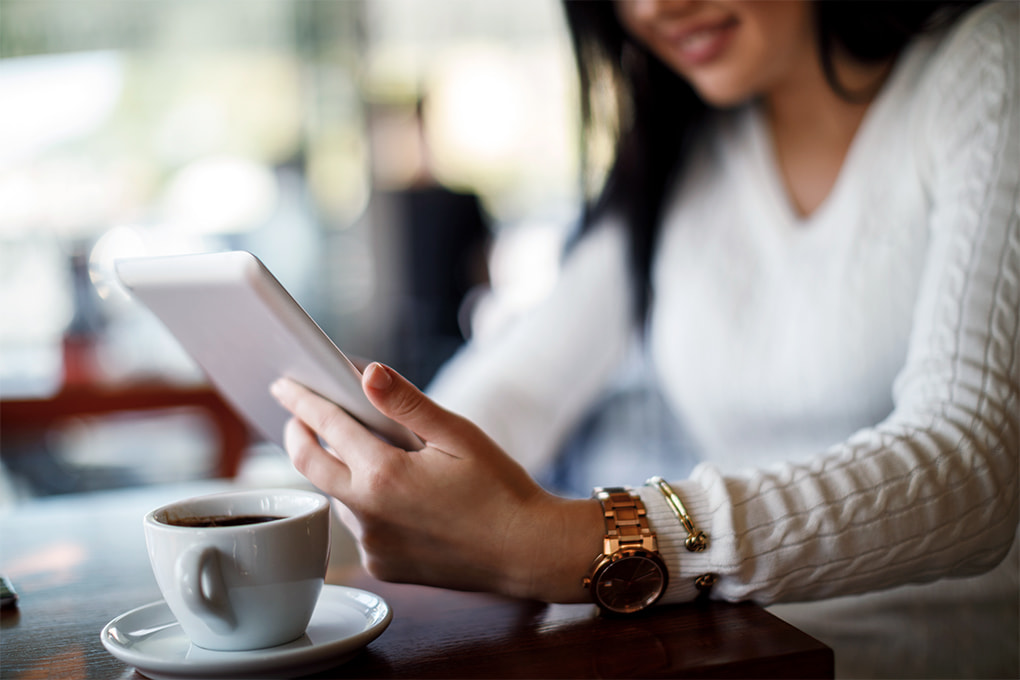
[175,545,236,634]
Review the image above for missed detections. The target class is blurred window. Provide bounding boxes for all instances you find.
[0,0,578,498]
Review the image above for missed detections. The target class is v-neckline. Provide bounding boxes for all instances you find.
[743,41,921,232]
[747,101,868,230]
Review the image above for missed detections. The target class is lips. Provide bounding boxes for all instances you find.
[665,17,739,67]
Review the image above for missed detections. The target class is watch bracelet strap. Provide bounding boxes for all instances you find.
[593,487,658,555]
[586,487,669,613]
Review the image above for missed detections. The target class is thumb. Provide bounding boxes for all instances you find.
[362,362,461,448]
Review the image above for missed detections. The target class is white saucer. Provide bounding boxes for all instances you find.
[101,585,392,679]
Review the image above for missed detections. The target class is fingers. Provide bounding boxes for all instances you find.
[361,362,470,449]
[282,416,352,494]
[271,378,391,456]
[272,378,387,493]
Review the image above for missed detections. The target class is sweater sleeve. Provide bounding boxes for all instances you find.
[642,2,1019,606]
[427,221,635,473]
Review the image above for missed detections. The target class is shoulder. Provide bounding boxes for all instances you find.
[943,1,1018,53]
[909,2,1018,179]
[917,2,1018,103]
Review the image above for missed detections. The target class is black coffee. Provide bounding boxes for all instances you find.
[166,515,284,528]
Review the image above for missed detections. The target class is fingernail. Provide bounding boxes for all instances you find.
[270,379,286,398]
[364,362,393,391]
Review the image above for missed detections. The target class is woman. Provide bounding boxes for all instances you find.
[272,1,1018,676]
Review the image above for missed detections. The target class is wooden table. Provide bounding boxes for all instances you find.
[0,482,833,679]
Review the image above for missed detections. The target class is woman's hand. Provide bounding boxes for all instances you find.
[270,362,602,603]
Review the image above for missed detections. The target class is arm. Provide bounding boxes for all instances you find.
[641,3,1020,605]
[428,220,635,472]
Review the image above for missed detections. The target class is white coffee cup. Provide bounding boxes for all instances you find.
[144,488,331,651]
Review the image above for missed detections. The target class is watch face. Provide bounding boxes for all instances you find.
[594,552,667,614]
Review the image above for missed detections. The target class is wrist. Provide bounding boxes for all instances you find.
[502,495,604,604]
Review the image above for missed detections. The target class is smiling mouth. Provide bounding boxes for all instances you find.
[668,18,739,65]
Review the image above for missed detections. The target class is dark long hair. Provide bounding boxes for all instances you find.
[562,1,982,322]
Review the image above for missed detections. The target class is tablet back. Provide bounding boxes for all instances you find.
[115,250,422,452]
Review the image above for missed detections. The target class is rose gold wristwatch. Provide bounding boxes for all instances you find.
[583,487,668,615]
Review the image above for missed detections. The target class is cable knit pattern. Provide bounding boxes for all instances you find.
[431,0,1018,624]
[648,2,1020,606]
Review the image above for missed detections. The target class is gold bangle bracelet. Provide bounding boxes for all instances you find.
[646,476,708,553]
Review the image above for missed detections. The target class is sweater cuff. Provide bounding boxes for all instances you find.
[637,479,719,603]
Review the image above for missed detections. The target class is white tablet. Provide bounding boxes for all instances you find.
[115,250,424,452]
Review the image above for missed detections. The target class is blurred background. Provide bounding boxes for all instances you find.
[0,0,587,502]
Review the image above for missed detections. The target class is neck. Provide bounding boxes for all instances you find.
[766,46,891,145]
[763,50,893,217]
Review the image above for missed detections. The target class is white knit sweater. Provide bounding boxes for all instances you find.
[430,3,1018,676]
